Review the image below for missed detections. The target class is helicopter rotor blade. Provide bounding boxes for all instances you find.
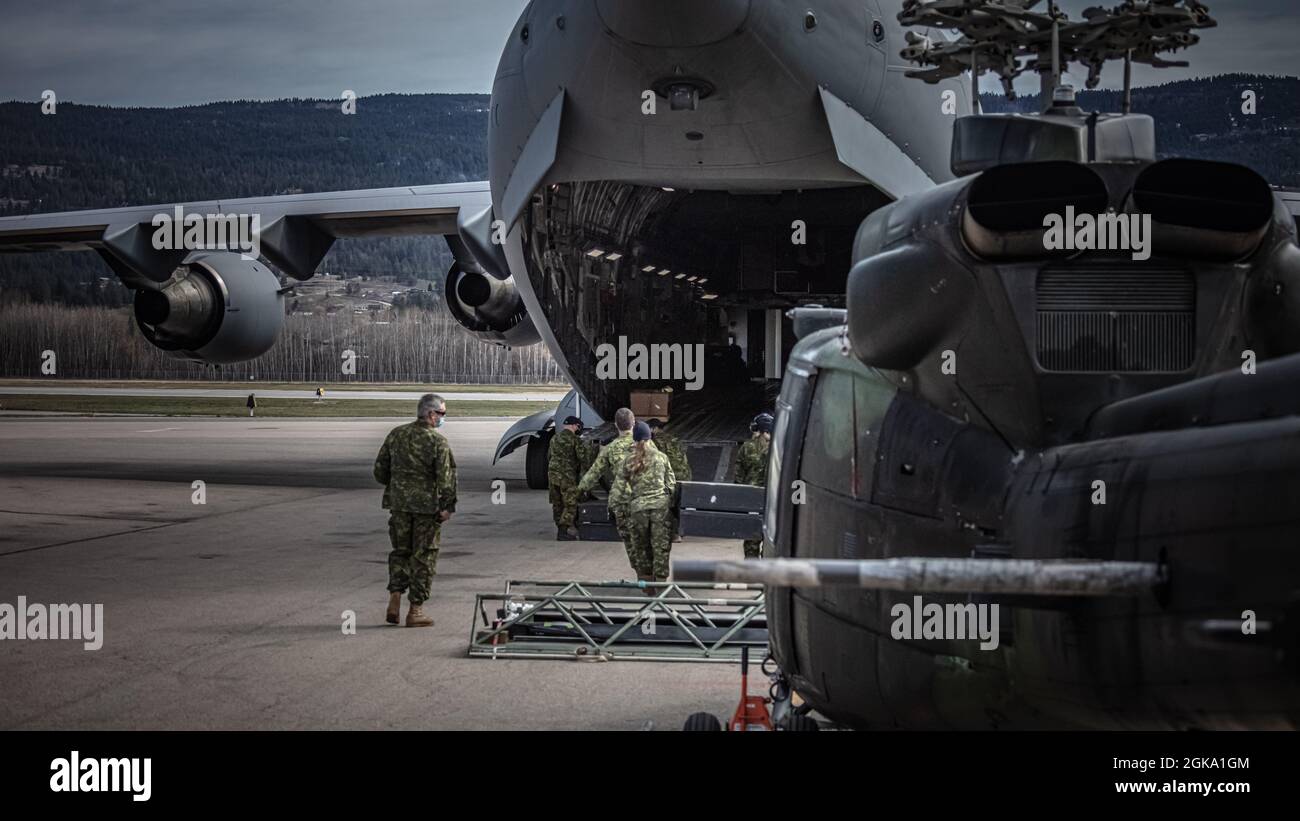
[673,557,1166,597]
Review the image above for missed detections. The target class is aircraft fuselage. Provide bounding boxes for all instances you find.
[486,0,965,418]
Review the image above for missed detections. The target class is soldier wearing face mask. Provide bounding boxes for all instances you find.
[373,393,458,627]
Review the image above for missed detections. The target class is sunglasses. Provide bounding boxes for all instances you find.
[432,409,447,416]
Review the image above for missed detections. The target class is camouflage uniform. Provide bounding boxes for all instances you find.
[373,420,458,605]
[577,431,636,493]
[577,431,636,538]
[579,438,599,477]
[547,427,583,529]
[734,434,770,559]
[609,443,677,580]
[652,429,690,540]
[653,430,691,482]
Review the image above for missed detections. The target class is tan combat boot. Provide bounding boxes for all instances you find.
[405,603,434,628]
[386,591,402,625]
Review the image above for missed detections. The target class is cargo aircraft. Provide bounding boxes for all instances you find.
[3,1,1299,729]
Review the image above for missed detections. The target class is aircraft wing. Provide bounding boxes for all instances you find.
[0,181,492,284]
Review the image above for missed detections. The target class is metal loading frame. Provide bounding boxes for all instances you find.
[468,579,768,662]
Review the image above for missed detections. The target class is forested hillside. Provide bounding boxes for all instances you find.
[0,93,490,306]
[981,74,1300,186]
[0,74,1296,308]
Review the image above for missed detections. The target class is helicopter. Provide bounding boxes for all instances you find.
[675,0,1300,730]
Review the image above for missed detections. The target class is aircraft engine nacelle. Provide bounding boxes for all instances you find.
[443,262,540,348]
[133,251,284,364]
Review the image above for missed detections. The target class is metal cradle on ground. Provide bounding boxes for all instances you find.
[467,579,767,662]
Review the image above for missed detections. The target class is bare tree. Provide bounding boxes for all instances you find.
[0,301,563,384]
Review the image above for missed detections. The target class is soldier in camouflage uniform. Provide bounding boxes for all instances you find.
[373,393,458,627]
[578,433,599,479]
[734,412,773,559]
[609,421,677,583]
[646,419,690,481]
[577,407,636,539]
[646,418,689,542]
[548,415,585,540]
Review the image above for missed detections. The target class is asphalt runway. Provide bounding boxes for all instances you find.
[0,416,748,730]
[0,386,567,402]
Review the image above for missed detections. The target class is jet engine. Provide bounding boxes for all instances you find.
[133,251,285,363]
[443,260,540,348]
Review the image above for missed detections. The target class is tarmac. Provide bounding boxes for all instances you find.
[0,416,749,730]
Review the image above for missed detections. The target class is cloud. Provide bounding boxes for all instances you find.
[0,0,1292,106]
[0,0,529,106]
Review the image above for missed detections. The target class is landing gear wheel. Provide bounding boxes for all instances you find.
[525,433,551,490]
[683,712,722,732]
[784,714,820,732]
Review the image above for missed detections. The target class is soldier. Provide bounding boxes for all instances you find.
[577,407,637,492]
[646,418,689,542]
[246,393,257,417]
[609,421,677,584]
[576,407,636,537]
[578,429,599,479]
[373,393,458,627]
[548,415,585,541]
[646,419,690,481]
[735,412,773,559]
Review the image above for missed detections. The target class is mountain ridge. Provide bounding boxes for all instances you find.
[2,74,1296,305]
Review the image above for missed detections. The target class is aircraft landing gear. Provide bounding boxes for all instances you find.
[784,713,820,732]
[763,652,793,728]
[679,650,823,730]
[524,432,551,489]
[683,712,723,732]
[764,654,821,730]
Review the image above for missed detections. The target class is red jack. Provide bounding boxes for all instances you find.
[728,646,773,731]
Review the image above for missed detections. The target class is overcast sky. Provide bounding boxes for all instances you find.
[1019,0,1300,94]
[0,0,1292,107]
[0,0,530,106]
